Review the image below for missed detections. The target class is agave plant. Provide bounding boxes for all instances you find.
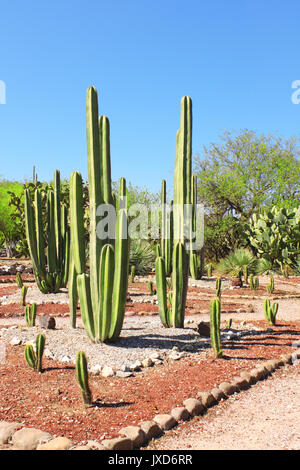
[217,248,258,280]
[129,240,156,275]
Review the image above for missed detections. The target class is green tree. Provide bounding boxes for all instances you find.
[0,179,24,256]
[194,130,300,260]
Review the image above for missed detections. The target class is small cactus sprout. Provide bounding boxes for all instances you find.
[210,298,222,358]
[216,277,222,299]
[148,281,156,296]
[129,265,136,283]
[76,351,92,405]
[227,318,232,329]
[264,299,278,326]
[266,275,275,294]
[21,286,28,306]
[25,303,37,326]
[207,263,213,277]
[24,333,46,373]
[16,273,23,288]
[249,274,259,290]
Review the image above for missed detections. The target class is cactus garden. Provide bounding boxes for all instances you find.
[1,2,300,450]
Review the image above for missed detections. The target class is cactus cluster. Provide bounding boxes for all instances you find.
[249,274,259,290]
[25,303,37,326]
[264,299,278,325]
[210,298,222,358]
[266,275,275,294]
[70,87,129,343]
[24,170,70,294]
[24,333,45,373]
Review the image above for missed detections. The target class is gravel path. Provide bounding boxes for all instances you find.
[147,363,300,450]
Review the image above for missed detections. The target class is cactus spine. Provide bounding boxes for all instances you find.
[76,351,92,405]
[210,298,222,358]
[70,87,129,343]
[264,299,278,325]
[24,333,45,372]
[25,303,37,326]
[24,170,70,294]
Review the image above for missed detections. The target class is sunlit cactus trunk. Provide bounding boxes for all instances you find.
[69,86,129,343]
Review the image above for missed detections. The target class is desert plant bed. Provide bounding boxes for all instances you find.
[0,317,299,447]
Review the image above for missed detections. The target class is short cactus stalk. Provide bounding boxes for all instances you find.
[216,277,222,299]
[70,87,129,343]
[264,299,278,326]
[21,286,28,306]
[129,265,136,283]
[266,275,275,294]
[207,263,213,277]
[210,298,222,358]
[249,274,259,290]
[25,303,37,326]
[24,333,45,373]
[243,265,248,283]
[227,318,232,329]
[16,273,23,288]
[76,351,92,405]
[24,169,70,294]
[148,281,156,296]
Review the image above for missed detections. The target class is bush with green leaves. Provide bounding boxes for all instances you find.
[217,248,258,280]
[129,240,156,275]
[245,206,300,276]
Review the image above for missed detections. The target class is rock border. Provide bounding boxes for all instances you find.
[0,349,299,450]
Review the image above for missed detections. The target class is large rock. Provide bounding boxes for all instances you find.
[118,426,147,448]
[153,414,177,431]
[197,391,216,408]
[37,437,72,450]
[183,398,204,416]
[218,382,238,396]
[139,421,162,440]
[171,407,190,422]
[12,427,52,450]
[101,437,133,450]
[0,422,23,445]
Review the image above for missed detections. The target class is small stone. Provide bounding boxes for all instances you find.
[37,437,72,450]
[196,322,210,337]
[101,366,115,377]
[239,371,256,385]
[119,364,130,372]
[12,428,52,450]
[116,371,133,378]
[118,426,147,448]
[218,382,238,396]
[197,391,216,408]
[86,440,106,450]
[231,278,243,287]
[231,376,249,391]
[142,358,153,368]
[10,336,22,346]
[90,364,102,376]
[171,407,190,422]
[183,398,204,416]
[39,315,56,330]
[101,437,133,450]
[153,414,177,431]
[280,354,292,365]
[129,360,142,371]
[139,421,162,440]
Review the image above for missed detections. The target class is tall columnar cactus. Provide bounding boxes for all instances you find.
[24,333,45,373]
[160,180,173,276]
[24,170,70,294]
[210,298,222,358]
[75,351,92,405]
[25,303,37,326]
[266,275,275,294]
[264,299,278,325]
[70,86,129,343]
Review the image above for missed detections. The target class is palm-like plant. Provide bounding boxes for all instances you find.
[129,240,156,275]
[217,248,258,280]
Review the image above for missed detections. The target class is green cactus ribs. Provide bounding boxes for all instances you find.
[70,86,129,343]
[24,169,70,294]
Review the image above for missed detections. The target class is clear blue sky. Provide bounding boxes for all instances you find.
[1,0,300,193]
